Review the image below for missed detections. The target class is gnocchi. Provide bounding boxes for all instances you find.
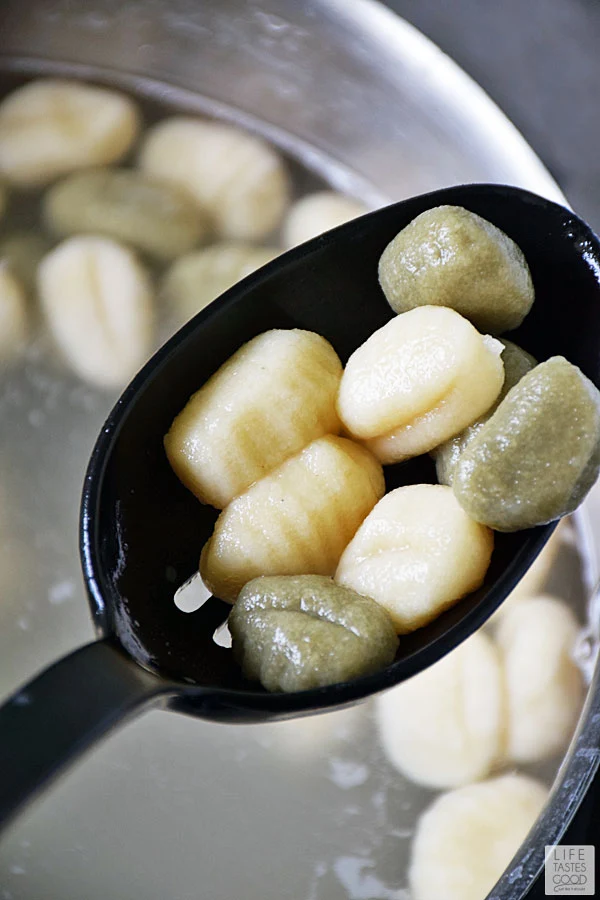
[165,329,343,509]
[0,262,27,363]
[43,168,208,261]
[229,575,398,692]
[37,236,154,389]
[376,632,503,788]
[282,190,368,248]
[453,357,600,531]
[378,205,535,334]
[0,79,140,187]
[335,484,493,633]
[496,595,584,763]
[409,774,548,900]
[200,435,385,602]
[337,306,504,463]
[162,242,278,329]
[139,117,289,240]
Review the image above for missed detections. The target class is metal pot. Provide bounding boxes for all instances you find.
[0,2,597,898]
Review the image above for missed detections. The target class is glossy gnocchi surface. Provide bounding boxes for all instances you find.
[376,631,503,788]
[200,435,385,602]
[454,356,600,530]
[229,574,398,692]
[335,484,494,633]
[162,242,278,329]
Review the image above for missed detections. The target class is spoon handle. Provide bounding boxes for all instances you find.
[0,638,171,834]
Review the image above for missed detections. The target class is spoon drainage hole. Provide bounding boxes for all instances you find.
[174,571,212,613]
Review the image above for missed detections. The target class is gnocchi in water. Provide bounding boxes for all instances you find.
[200,435,384,603]
[495,595,584,763]
[38,235,154,389]
[379,204,535,333]
[282,190,368,248]
[165,329,343,509]
[409,774,548,900]
[162,242,279,329]
[0,79,140,187]
[376,631,503,788]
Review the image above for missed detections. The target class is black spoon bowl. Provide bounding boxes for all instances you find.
[1,183,599,831]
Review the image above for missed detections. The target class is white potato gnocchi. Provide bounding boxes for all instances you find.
[43,168,208,261]
[376,632,503,788]
[162,242,279,329]
[38,236,154,389]
[409,774,548,900]
[0,79,140,187]
[337,306,504,463]
[200,435,385,602]
[282,190,368,248]
[496,595,584,763]
[0,262,27,363]
[335,484,493,633]
[139,117,289,240]
[165,329,343,509]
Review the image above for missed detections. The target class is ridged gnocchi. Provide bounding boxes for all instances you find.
[335,484,493,633]
[376,632,503,788]
[200,435,385,602]
[38,236,154,389]
[0,79,140,187]
[434,338,536,486]
[165,329,343,509]
[496,595,584,763]
[337,306,504,463]
[282,190,368,248]
[139,117,289,240]
[43,168,208,261]
[409,774,548,900]
[162,242,278,329]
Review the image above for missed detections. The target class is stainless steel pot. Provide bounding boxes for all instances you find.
[0,2,597,898]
